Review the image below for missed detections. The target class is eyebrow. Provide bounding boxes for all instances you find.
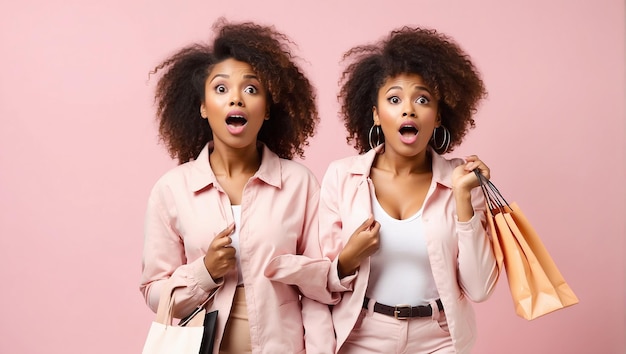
[209,73,259,83]
[209,74,229,83]
[385,85,432,94]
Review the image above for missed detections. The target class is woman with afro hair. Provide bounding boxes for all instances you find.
[139,19,334,354]
[317,26,499,353]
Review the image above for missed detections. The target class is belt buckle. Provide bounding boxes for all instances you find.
[393,304,411,319]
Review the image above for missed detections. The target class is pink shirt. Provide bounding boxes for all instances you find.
[140,143,334,354]
[319,145,499,354]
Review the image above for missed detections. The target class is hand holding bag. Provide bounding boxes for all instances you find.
[142,283,218,354]
[475,170,579,320]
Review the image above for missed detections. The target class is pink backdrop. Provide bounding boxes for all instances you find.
[1,1,624,353]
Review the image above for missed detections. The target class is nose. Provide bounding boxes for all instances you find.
[402,102,416,117]
[229,99,244,107]
[229,91,244,107]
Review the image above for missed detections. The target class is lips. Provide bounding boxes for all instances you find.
[226,115,247,127]
[398,121,419,144]
[225,111,248,135]
[399,125,418,136]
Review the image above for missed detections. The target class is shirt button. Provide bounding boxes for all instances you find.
[423,218,429,222]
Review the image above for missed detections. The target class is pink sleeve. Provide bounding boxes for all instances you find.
[301,296,336,353]
[264,181,340,305]
[319,162,358,293]
[139,183,220,318]
[456,187,499,302]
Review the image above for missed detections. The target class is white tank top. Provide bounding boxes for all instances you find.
[231,205,243,285]
[366,193,440,306]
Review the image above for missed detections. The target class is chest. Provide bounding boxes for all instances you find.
[370,171,433,220]
[338,176,458,249]
[171,185,304,258]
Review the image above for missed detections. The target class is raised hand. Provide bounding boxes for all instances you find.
[452,155,491,192]
[203,223,236,282]
[452,155,491,221]
[337,215,381,278]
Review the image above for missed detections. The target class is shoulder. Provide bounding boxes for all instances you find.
[156,161,194,183]
[278,158,320,188]
[260,143,317,183]
[280,158,316,177]
[149,161,195,195]
[326,154,364,175]
[444,155,465,168]
[432,153,464,174]
[320,154,364,188]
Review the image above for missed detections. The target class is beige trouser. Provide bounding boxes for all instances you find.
[219,286,252,354]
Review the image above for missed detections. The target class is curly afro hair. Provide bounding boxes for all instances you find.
[151,19,319,164]
[339,26,487,154]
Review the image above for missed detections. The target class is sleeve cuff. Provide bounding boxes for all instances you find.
[455,213,481,233]
[329,257,357,292]
[190,256,220,292]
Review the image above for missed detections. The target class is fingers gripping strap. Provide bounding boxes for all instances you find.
[473,169,511,214]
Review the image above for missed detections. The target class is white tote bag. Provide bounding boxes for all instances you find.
[142,284,216,354]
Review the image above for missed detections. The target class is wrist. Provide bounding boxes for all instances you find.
[452,186,472,200]
[337,253,357,279]
[203,256,219,282]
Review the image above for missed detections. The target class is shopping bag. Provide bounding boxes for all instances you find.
[475,170,579,320]
[142,283,217,354]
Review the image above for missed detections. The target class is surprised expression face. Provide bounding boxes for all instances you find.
[200,58,269,150]
[373,73,440,157]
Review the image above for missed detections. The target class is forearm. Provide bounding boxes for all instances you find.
[264,254,340,305]
[337,248,359,279]
[453,187,474,222]
[329,256,357,293]
[456,214,499,302]
[142,256,221,317]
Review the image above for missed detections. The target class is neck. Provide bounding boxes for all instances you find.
[374,149,431,176]
[209,141,261,177]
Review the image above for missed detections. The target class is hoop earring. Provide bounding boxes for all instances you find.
[431,125,451,154]
[369,124,383,150]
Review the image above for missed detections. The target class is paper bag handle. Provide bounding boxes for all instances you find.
[474,169,510,213]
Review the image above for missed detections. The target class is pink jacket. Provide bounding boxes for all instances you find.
[140,143,334,354]
[319,146,499,354]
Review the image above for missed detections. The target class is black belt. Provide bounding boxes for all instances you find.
[363,297,443,319]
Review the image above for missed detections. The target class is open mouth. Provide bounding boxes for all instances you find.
[226,115,248,127]
[399,125,418,137]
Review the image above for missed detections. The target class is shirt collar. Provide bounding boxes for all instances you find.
[346,144,382,177]
[346,143,454,189]
[430,148,453,189]
[189,142,282,192]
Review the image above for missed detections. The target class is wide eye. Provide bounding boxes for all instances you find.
[244,85,258,94]
[416,96,430,104]
[388,96,400,104]
[215,84,227,93]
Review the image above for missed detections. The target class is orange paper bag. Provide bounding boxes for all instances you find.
[476,170,579,320]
